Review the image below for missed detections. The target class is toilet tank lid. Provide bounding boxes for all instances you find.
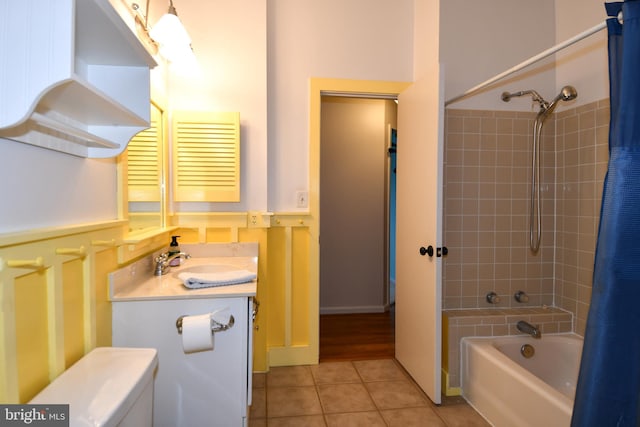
[30,347,158,427]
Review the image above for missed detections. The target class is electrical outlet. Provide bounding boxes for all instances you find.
[248,211,274,228]
[247,211,261,228]
[296,191,308,208]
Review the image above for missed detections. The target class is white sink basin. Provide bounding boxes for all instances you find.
[173,264,238,278]
[109,248,258,301]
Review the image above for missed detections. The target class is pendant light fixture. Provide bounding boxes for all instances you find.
[147,0,196,64]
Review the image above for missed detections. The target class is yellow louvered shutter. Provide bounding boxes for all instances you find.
[127,105,162,202]
[172,111,240,202]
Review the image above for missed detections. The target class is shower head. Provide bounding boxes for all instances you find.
[554,85,578,103]
[542,85,578,118]
[501,86,578,119]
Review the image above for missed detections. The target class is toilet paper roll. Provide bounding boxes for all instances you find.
[181,313,214,353]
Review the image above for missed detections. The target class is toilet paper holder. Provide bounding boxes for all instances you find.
[176,314,235,335]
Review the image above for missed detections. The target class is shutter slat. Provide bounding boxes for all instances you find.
[127,111,162,202]
[172,111,240,202]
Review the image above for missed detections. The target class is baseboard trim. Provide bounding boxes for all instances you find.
[320,305,386,315]
[441,368,462,396]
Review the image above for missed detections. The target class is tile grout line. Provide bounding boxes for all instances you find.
[254,360,488,426]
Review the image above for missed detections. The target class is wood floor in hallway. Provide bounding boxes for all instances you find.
[319,308,395,362]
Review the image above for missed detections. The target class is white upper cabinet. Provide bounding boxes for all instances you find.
[0,0,156,157]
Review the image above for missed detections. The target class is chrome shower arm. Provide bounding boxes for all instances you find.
[501,89,548,108]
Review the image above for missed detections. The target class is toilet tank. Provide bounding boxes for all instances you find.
[30,347,158,427]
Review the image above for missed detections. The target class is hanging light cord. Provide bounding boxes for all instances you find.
[144,0,150,28]
[168,0,177,15]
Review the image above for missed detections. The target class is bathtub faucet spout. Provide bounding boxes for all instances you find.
[517,320,541,339]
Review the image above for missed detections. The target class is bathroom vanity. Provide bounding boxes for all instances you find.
[110,243,257,427]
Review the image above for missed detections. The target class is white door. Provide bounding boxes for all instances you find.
[395,65,444,404]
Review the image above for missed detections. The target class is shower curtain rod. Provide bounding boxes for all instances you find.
[445,20,607,106]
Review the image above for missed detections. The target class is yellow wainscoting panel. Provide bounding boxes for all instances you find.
[171,227,200,243]
[171,213,249,243]
[266,227,287,348]
[62,259,85,369]
[291,227,310,346]
[266,214,317,367]
[15,271,50,403]
[94,248,118,348]
[207,228,233,243]
[1,213,318,398]
[0,220,124,403]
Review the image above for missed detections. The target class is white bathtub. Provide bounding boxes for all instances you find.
[461,333,583,427]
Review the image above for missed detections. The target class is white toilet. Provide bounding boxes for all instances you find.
[30,347,158,427]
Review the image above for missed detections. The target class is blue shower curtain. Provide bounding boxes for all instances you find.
[571,2,640,426]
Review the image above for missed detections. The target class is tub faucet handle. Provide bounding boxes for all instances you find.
[514,291,530,303]
[486,292,501,304]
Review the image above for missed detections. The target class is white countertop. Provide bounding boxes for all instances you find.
[109,249,257,301]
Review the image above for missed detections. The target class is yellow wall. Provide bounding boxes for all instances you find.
[0,210,318,402]
[0,222,126,403]
[265,215,315,366]
[170,211,316,370]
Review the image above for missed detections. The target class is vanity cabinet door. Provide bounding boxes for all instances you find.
[112,297,250,427]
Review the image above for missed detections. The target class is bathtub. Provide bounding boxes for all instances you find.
[461,333,583,427]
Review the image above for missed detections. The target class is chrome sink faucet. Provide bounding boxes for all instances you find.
[154,251,191,276]
[517,320,541,339]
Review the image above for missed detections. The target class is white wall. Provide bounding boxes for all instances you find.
[555,0,608,107]
[413,0,438,80]
[1,0,611,234]
[440,0,557,111]
[266,0,414,212]
[160,0,268,213]
[439,0,609,113]
[0,140,117,233]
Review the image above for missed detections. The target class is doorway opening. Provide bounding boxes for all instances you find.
[309,75,442,403]
[318,95,398,361]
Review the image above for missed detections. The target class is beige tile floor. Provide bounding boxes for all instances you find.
[249,359,490,426]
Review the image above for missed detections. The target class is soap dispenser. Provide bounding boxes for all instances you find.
[168,236,182,266]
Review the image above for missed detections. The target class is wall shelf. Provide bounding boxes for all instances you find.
[0,0,156,158]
